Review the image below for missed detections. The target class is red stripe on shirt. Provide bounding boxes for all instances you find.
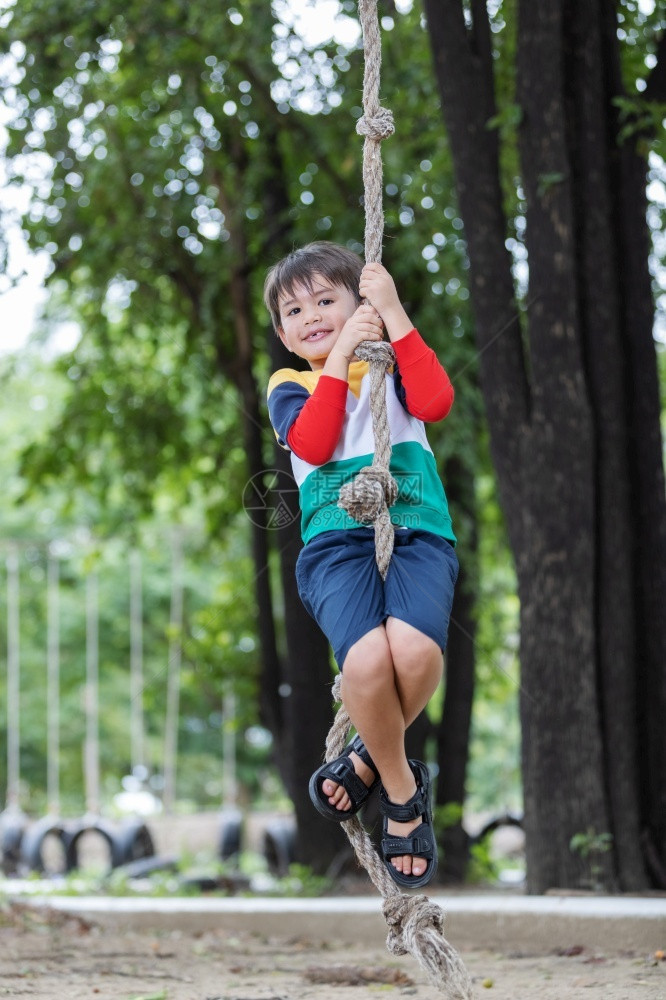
[286,374,348,464]
[393,329,454,421]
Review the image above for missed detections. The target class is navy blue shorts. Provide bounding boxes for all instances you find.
[295,528,458,668]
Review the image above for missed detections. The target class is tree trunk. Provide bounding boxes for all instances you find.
[423,0,529,550]
[211,208,283,754]
[598,10,666,887]
[562,0,648,888]
[424,0,656,891]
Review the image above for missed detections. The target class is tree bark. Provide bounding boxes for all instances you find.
[601,5,666,885]
[423,0,529,553]
[562,0,648,888]
[425,0,648,890]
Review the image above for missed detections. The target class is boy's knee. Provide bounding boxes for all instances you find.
[343,629,392,687]
[386,621,442,672]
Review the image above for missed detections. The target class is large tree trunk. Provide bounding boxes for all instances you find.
[563,0,648,888]
[603,15,666,887]
[424,0,665,891]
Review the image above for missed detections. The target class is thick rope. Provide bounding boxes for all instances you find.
[324,4,475,998]
[337,0,397,579]
[337,340,397,578]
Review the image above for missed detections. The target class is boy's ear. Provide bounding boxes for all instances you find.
[277,326,289,349]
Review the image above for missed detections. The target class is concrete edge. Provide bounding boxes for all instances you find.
[5,892,665,953]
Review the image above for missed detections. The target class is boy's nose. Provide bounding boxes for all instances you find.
[305,308,321,325]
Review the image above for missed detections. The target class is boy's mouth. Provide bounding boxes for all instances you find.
[304,328,332,343]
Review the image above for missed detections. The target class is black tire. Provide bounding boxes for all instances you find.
[471,813,524,846]
[0,809,28,875]
[262,818,295,876]
[114,817,156,865]
[64,816,124,872]
[19,815,69,875]
[218,808,243,861]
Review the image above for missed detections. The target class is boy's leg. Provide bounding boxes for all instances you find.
[385,616,444,724]
[319,626,396,813]
[324,620,442,878]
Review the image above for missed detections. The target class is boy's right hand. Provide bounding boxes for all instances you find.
[330,304,384,364]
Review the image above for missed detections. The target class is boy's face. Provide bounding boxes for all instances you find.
[277,274,358,370]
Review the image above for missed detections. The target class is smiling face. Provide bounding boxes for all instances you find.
[277,275,359,370]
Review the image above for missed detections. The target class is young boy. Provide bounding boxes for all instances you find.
[265,242,458,888]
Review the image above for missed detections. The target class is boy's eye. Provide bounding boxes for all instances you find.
[286,306,300,316]
[319,298,333,306]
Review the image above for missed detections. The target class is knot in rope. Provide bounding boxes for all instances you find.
[338,338,396,578]
[338,466,397,524]
[383,894,445,956]
[356,107,395,141]
[353,340,395,366]
[383,896,475,999]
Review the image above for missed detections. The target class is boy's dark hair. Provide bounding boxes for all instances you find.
[263,241,363,332]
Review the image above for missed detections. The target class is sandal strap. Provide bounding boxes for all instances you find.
[348,734,376,773]
[379,791,426,822]
[381,827,436,861]
[320,755,370,807]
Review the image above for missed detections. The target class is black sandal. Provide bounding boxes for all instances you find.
[308,734,379,822]
[379,759,438,889]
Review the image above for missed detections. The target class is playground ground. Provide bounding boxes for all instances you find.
[1,895,665,1000]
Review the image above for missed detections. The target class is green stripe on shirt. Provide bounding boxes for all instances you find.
[300,440,456,545]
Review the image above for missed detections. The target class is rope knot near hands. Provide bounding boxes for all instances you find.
[337,340,397,579]
[338,465,397,523]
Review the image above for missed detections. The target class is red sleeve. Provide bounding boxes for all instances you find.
[392,329,454,421]
[286,375,348,465]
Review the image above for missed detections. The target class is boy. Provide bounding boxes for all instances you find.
[265,242,458,888]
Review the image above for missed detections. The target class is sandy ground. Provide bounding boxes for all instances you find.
[1,901,665,1000]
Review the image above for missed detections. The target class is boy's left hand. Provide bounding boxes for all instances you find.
[359,262,413,342]
[359,262,401,318]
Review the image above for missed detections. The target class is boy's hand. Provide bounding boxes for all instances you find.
[359,262,401,315]
[330,303,384,363]
[359,263,413,342]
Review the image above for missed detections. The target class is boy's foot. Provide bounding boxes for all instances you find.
[309,735,379,822]
[384,810,428,879]
[320,751,376,812]
[379,759,437,889]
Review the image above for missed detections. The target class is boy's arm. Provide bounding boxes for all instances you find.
[359,263,454,421]
[392,330,454,422]
[267,376,348,465]
[268,303,383,464]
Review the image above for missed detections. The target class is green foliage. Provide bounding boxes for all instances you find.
[18,849,331,898]
[466,836,500,886]
[570,827,614,891]
[434,801,464,834]
[0,353,266,815]
[0,0,491,816]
